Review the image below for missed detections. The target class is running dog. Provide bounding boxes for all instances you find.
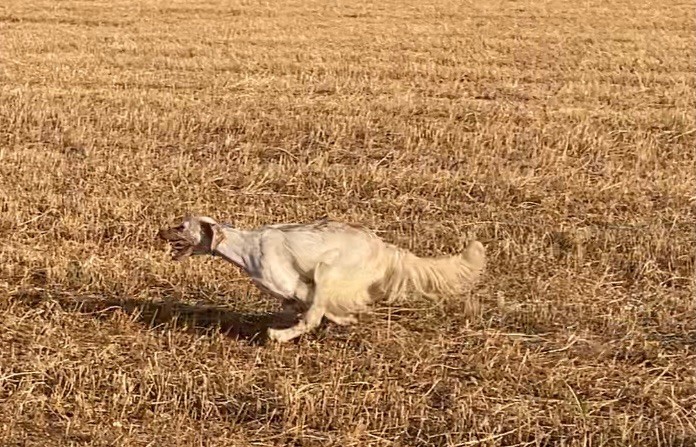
[158,216,485,342]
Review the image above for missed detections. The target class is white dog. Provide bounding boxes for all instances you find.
[158,216,485,342]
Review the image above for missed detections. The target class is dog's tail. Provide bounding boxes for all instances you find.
[379,241,486,301]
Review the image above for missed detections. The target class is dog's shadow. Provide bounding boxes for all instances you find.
[73,296,300,345]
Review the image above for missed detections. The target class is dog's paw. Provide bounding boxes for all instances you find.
[325,313,357,326]
[267,327,293,343]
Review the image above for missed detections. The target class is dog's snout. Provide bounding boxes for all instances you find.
[158,227,179,241]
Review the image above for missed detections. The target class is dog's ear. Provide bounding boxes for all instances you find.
[198,216,226,252]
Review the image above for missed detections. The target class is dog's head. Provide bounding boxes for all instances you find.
[158,215,222,260]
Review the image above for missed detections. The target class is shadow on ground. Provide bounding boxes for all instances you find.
[12,290,300,345]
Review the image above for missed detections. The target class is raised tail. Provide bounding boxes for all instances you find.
[380,240,486,301]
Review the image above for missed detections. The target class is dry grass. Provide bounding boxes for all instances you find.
[1,0,695,445]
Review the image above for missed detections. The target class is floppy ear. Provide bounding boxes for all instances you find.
[198,217,226,252]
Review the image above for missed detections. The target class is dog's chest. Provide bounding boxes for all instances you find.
[250,276,289,300]
[244,261,295,300]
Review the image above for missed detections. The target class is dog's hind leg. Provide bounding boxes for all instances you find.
[267,251,376,342]
[310,258,372,327]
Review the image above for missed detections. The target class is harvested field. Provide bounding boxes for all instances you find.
[0,0,695,445]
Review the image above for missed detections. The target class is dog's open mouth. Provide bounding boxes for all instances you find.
[158,228,194,260]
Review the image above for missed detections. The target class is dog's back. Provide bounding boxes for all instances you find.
[269,219,379,275]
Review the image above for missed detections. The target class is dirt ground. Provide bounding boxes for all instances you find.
[1,0,694,445]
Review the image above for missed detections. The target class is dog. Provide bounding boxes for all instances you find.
[158,216,486,342]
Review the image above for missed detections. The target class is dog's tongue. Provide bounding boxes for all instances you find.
[157,227,194,260]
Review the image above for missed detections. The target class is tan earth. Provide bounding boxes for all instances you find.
[0,0,694,445]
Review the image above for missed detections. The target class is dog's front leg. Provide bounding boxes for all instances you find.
[267,304,325,343]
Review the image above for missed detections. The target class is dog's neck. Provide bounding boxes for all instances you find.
[212,226,260,270]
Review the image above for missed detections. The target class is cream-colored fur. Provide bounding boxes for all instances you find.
[158,216,485,342]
